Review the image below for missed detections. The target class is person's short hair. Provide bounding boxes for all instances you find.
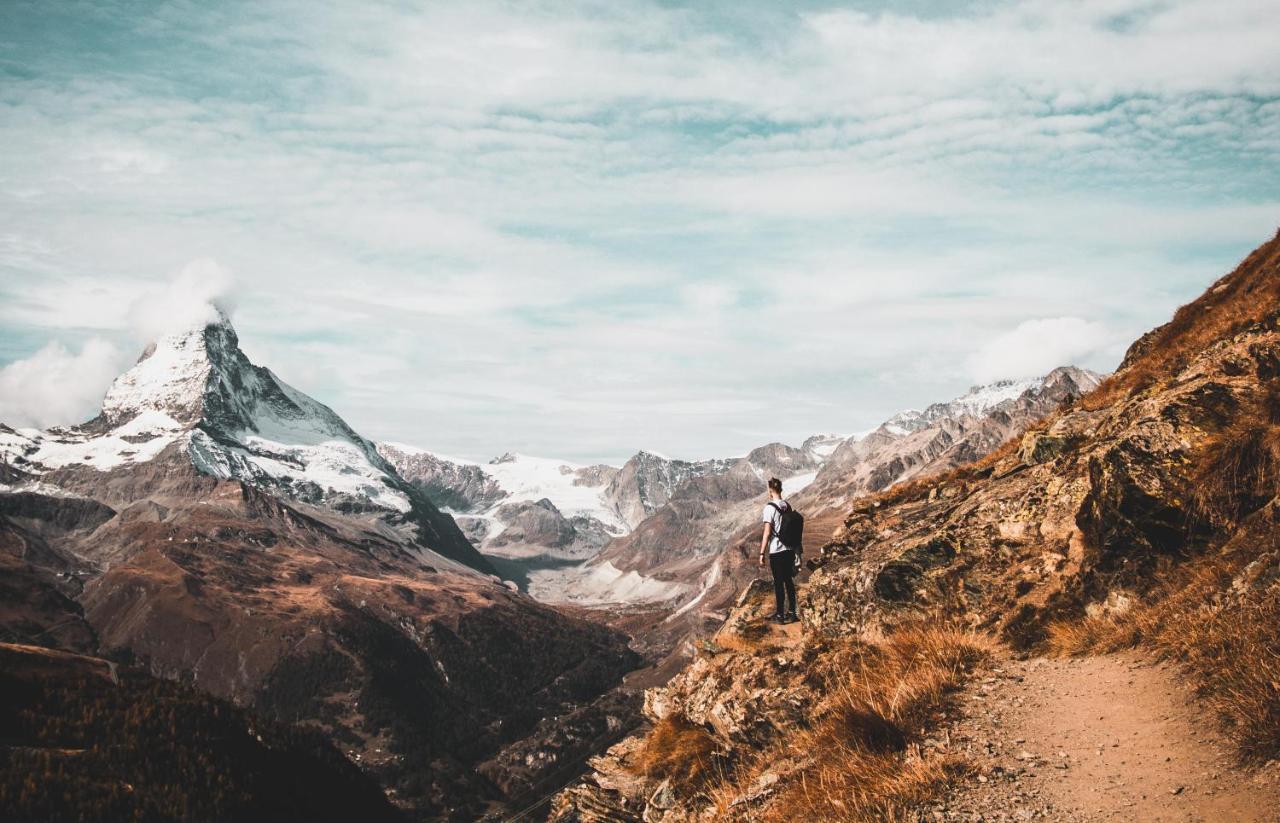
[767,477,782,494]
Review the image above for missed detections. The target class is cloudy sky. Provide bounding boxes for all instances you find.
[1,0,1277,463]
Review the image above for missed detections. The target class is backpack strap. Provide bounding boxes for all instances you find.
[767,502,787,540]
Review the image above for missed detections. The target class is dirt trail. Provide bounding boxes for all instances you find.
[939,652,1280,822]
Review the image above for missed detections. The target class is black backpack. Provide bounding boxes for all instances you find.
[770,501,805,552]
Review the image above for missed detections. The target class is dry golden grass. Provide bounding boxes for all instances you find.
[855,465,982,514]
[629,715,720,794]
[1190,399,1280,529]
[698,625,991,821]
[1047,551,1280,760]
[1081,230,1280,411]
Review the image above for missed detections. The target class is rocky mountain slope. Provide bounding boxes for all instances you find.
[537,444,824,607]
[0,314,641,819]
[379,443,810,566]
[378,445,628,560]
[552,230,1280,822]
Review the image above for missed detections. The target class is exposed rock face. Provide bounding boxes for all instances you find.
[555,231,1280,823]
[376,442,508,511]
[489,498,578,550]
[603,451,736,530]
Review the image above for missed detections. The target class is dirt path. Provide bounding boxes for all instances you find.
[937,652,1280,822]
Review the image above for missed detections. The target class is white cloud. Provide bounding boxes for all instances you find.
[966,317,1114,383]
[0,338,124,428]
[126,258,237,341]
[0,0,1276,461]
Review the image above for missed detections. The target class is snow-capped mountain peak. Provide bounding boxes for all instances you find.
[878,372,1092,437]
[100,315,231,427]
[1,313,493,574]
[10,314,409,516]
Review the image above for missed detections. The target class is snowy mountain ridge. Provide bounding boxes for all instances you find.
[0,312,488,573]
[378,443,630,560]
[881,376,1045,435]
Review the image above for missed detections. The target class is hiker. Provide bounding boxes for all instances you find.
[758,477,803,624]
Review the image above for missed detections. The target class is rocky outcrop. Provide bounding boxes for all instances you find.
[603,451,735,530]
[489,498,577,550]
[377,442,508,511]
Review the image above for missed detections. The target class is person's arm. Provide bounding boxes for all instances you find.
[759,522,772,567]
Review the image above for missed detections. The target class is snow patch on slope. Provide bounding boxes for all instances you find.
[483,453,626,529]
[948,377,1042,416]
[527,560,690,605]
[3,410,186,473]
[190,429,411,513]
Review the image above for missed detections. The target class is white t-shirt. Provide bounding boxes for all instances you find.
[762,499,792,554]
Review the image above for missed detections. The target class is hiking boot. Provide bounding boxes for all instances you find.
[783,612,799,624]
[767,613,786,624]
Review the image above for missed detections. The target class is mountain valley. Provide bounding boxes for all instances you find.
[4,235,1280,822]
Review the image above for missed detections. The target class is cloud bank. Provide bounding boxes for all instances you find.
[0,339,124,429]
[967,317,1114,384]
[127,259,237,342]
[0,0,1276,461]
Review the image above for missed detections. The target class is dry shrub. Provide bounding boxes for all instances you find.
[761,751,971,822]
[1044,613,1125,656]
[865,466,981,511]
[629,716,719,793]
[704,626,990,822]
[842,626,991,734]
[1047,552,1280,760]
[1191,422,1280,528]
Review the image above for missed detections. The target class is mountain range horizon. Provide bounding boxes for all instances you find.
[3,301,1109,470]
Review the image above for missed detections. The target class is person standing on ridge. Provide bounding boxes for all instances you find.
[758,477,804,624]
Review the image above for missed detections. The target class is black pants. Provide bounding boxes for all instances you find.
[768,550,797,615]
